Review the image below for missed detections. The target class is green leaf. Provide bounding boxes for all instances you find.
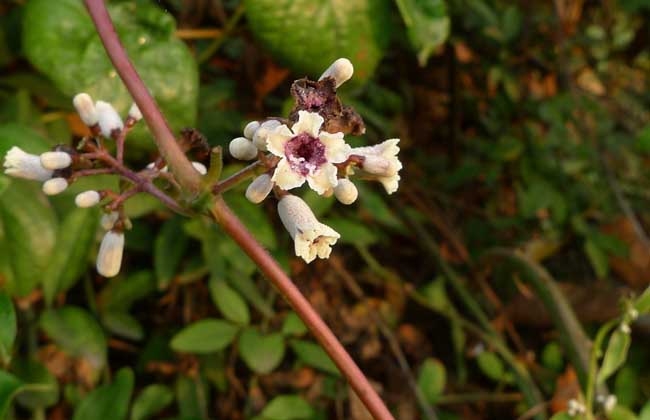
[131,384,174,420]
[417,358,446,404]
[549,414,572,420]
[0,179,57,297]
[0,370,23,418]
[281,312,307,337]
[607,405,638,420]
[39,306,107,384]
[639,401,650,420]
[23,0,198,149]
[239,328,285,374]
[154,217,189,290]
[226,194,276,249]
[102,311,144,341]
[171,319,240,354]
[598,328,632,384]
[176,375,207,420]
[73,368,134,420]
[43,207,99,304]
[476,351,505,382]
[585,239,609,279]
[261,395,314,420]
[615,366,641,408]
[244,0,392,82]
[541,342,564,373]
[209,276,250,325]
[326,218,379,247]
[98,270,156,311]
[12,358,59,410]
[395,0,450,66]
[0,292,16,364]
[290,340,340,376]
[634,286,650,314]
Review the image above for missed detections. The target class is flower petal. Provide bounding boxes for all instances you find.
[291,111,324,137]
[266,125,293,157]
[319,132,350,163]
[306,163,338,195]
[272,158,306,191]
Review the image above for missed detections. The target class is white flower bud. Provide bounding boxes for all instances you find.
[252,120,282,151]
[629,308,639,320]
[75,190,101,208]
[334,178,358,205]
[620,323,631,334]
[95,101,124,138]
[604,395,617,412]
[362,155,397,177]
[278,195,340,263]
[40,151,72,170]
[42,177,68,195]
[3,146,53,181]
[319,58,354,88]
[243,121,260,139]
[96,230,124,277]
[229,137,258,161]
[100,211,119,230]
[352,139,402,194]
[128,102,142,121]
[73,93,98,126]
[245,173,273,204]
[192,161,207,175]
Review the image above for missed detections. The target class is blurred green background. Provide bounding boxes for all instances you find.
[2,0,650,419]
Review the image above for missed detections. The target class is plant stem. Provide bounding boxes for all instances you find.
[212,160,262,194]
[210,197,395,420]
[83,0,202,194]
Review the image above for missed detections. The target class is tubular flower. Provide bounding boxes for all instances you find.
[319,58,354,88]
[96,230,125,277]
[267,111,350,195]
[3,146,53,181]
[351,139,402,194]
[278,195,340,263]
[245,173,274,204]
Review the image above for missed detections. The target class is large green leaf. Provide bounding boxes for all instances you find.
[39,306,107,384]
[171,319,240,354]
[239,328,285,374]
[154,217,189,290]
[598,328,632,384]
[72,368,134,420]
[0,292,16,364]
[23,0,198,147]
[395,0,450,66]
[244,0,392,82]
[130,384,174,420]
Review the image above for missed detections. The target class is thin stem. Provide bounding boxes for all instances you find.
[210,197,395,420]
[83,0,201,193]
[212,160,263,194]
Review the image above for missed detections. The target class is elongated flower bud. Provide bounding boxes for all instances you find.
[40,151,72,170]
[361,155,396,176]
[192,161,207,175]
[3,146,53,181]
[75,190,101,208]
[252,120,282,151]
[229,137,258,160]
[319,58,354,88]
[95,101,124,138]
[245,174,273,204]
[96,230,124,277]
[128,102,142,121]
[334,178,358,205]
[351,139,402,194]
[243,121,260,139]
[42,177,68,195]
[278,195,340,263]
[100,211,119,231]
[73,93,98,126]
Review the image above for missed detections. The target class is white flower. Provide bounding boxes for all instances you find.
[96,230,124,277]
[192,161,207,175]
[42,177,68,195]
[351,139,402,194]
[100,211,119,230]
[40,151,72,170]
[229,137,258,161]
[252,120,282,151]
[243,121,260,139]
[75,190,101,208]
[3,146,53,181]
[334,178,358,205]
[277,195,340,263]
[567,399,585,416]
[73,93,98,126]
[245,173,274,204]
[128,102,142,121]
[267,111,350,195]
[319,58,354,88]
[95,101,124,138]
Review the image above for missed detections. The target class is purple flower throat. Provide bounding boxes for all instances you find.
[284,133,326,176]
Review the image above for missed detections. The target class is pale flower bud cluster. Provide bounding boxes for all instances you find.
[4,147,74,195]
[567,399,585,416]
[73,93,134,139]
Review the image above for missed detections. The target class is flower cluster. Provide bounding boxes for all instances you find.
[229,58,403,263]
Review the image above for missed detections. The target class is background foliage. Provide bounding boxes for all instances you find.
[1,0,650,419]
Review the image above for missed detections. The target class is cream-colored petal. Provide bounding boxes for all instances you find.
[291,111,323,137]
[294,235,318,263]
[319,132,350,163]
[266,125,293,157]
[306,163,338,195]
[379,174,401,195]
[272,159,305,191]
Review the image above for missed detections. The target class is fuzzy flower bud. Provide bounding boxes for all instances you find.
[128,102,142,121]
[96,230,124,277]
[3,146,53,181]
[278,195,340,263]
[42,177,68,196]
[319,58,354,88]
[192,161,207,175]
[73,93,98,126]
[40,151,72,170]
[334,178,358,205]
[252,120,282,151]
[352,139,402,194]
[75,190,101,208]
[245,174,274,204]
[229,137,258,161]
[243,121,260,140]
[95,101,124,138]
[100,211,119,231]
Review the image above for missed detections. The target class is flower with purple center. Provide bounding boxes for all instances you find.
[266,111,350,195]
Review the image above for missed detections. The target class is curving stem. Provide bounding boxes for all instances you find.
[83,1,395,419]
